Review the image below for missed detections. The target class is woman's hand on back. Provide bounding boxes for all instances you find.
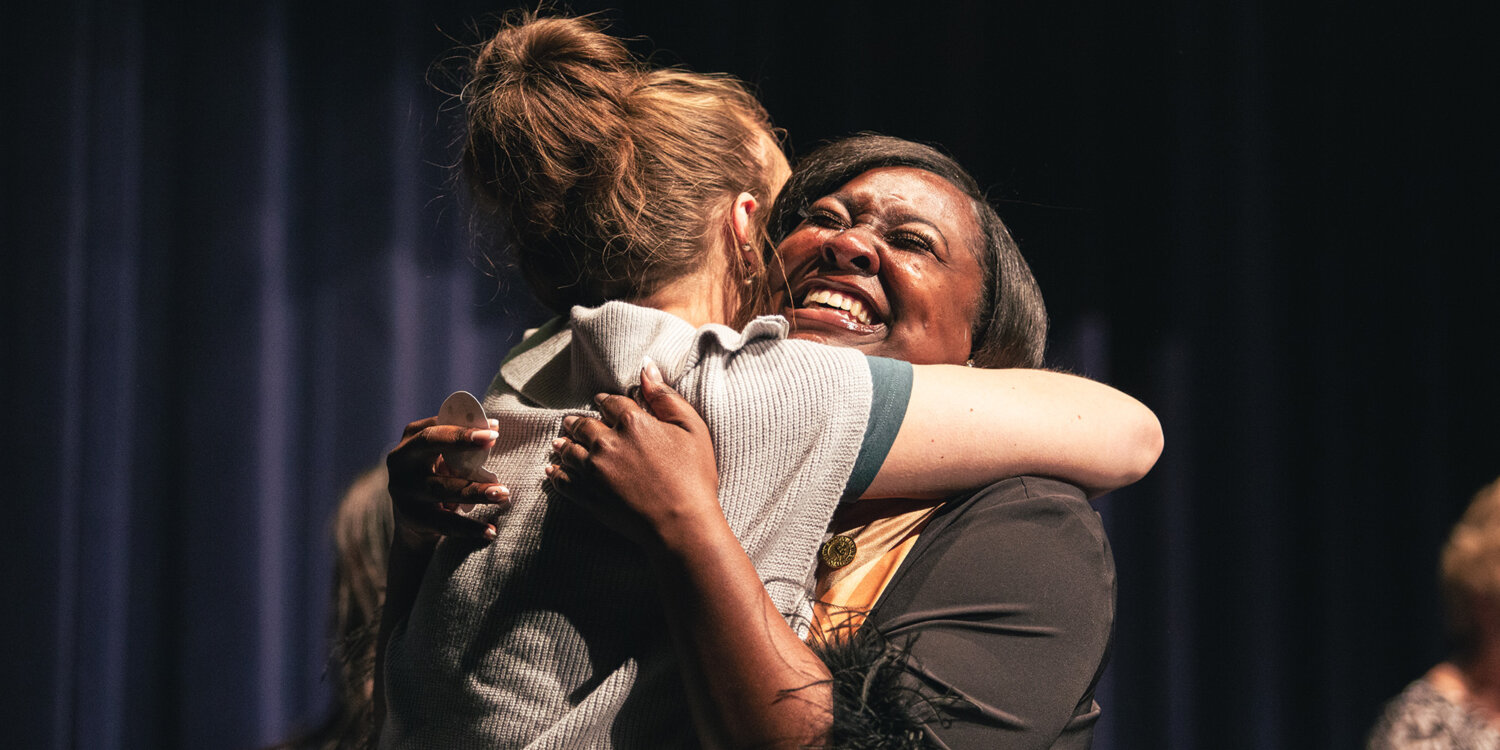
[376,415,510,734]
[385,417,510,549]
[547,361,722,554]
[548,364,833,747]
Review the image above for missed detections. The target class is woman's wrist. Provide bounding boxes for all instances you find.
[643,501,736,564]
[393,520,440,552]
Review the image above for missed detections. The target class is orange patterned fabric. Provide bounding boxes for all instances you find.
[810,497,946,645]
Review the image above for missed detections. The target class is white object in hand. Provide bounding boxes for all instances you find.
[437,391,500,485]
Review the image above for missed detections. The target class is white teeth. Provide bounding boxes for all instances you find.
[800,287,874,325]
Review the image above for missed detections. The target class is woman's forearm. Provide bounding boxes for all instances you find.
[645,509,832,750]
[869,366,1163,499]
[372,532,436,737]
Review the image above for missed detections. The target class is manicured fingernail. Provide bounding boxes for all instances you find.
[488,418,499,429]
[485,486,509,500]
[593,393,610,404]
[551,438,565,450]
[484,525,497,541]
[474,430,498,442]
[561,415,578,429]
[543,464,556,477]
[642,356,663,384]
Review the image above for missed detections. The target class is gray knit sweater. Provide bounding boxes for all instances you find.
[382,302,876,748]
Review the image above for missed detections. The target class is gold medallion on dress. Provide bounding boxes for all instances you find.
[819,534,857,569]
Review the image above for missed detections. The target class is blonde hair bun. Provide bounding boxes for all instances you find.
[459,12,782,317]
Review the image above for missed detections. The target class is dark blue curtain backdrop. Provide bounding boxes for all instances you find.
[5,1,1496,748]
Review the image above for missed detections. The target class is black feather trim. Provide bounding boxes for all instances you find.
[796,624,969,749]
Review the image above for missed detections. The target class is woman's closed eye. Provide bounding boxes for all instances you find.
[888,228,936,255]
[797,205,851,230]
[799,204,941,257]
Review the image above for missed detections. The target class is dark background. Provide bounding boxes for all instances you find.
[5,1,1496,747]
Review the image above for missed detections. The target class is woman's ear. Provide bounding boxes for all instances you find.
[730,191,762,271]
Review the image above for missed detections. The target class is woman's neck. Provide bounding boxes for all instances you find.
[630,250,736,328]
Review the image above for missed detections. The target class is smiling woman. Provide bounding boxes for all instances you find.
[545,136,1153,748]
[769,135,1048,371]
[780,167,988,365]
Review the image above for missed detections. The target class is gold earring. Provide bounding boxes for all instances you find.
[741,244,758,286]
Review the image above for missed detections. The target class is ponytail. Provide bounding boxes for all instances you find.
[461,11,782,316]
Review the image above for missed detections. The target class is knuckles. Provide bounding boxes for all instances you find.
[401,417,437,439]
[586,431,619,457]
[613,408,654,434]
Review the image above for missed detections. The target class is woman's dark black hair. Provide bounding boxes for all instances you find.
[768,134,1048,369]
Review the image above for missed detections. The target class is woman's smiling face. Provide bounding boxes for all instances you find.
[775,167,985,365]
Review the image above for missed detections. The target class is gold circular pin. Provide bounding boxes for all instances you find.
[819,534,858,569]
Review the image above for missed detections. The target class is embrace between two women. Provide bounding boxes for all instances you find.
[375,12,1163,750]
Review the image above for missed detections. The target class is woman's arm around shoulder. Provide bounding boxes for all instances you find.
[372,416,510,735]
[868,366,1163,500]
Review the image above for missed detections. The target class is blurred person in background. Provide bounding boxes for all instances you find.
[272,467,392,750]
[1370,476,1500,749]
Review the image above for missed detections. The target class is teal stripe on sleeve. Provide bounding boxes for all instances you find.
[842,355,913,501]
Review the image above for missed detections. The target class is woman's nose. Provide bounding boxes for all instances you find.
[820,225,881,274]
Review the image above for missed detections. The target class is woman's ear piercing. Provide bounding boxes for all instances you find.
[741,244,758,285]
